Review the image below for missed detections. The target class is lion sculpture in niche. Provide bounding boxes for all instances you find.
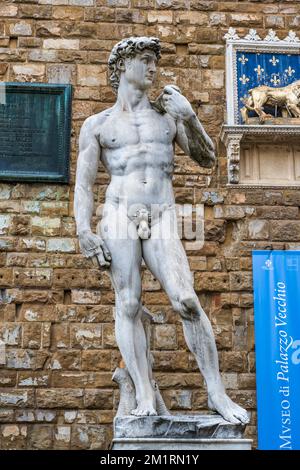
[240,79,300,124]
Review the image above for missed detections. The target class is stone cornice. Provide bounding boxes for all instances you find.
[220,125,300,144]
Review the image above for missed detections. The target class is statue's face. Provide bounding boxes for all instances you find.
[123,49,157,90]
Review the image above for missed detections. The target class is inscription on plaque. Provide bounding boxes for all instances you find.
[0,83,72,182]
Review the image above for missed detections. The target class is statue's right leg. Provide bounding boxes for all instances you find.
[98,202,157,416]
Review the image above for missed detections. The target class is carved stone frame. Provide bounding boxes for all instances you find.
[220,125,300,185]
[221,28,300,185]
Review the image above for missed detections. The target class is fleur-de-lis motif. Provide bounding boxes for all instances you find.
[238,54,248,65]
[244,29,261,41]
[283,31,300,43]
[285,66,295,77]
[239,74,249,85]
[224,27,240,40]
[269,55,279,66]
[270,74,281,85]
[254,65,264,77]
[264,29,280,42]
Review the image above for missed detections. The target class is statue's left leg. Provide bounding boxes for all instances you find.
[142,209,249,424]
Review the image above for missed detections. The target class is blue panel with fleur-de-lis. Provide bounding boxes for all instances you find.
[237,51,300,123]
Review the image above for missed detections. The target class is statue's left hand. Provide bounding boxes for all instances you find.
[161,85,195,121]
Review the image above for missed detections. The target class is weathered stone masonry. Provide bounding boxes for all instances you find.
[1,0,300,449]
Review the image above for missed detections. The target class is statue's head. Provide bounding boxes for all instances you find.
[108,36,161,94]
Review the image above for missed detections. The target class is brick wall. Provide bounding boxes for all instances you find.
[1,0,300,449]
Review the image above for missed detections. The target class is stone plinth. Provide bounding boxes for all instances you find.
[112,414,252,450]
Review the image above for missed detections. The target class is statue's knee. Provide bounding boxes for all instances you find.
[121,296,140,320]
[172,293,200,319]
[181,294,199,313]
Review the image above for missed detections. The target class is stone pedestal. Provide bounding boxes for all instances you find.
[112,414,252,450]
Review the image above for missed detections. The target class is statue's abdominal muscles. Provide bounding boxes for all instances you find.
[99,108,176,207]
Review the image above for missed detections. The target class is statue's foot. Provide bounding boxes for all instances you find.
[131,401,157,416]
[208,390,250,424]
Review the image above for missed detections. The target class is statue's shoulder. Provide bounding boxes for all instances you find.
[81,106,116,135]
[150,102,175,127]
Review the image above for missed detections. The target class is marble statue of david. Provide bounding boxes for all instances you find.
[74,36,249,424]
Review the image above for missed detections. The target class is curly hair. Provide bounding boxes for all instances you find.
[108,36,161,93]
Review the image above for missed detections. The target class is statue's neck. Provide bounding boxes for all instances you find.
[116,79,151,112]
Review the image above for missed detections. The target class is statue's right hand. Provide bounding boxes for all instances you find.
[78,230,111,268]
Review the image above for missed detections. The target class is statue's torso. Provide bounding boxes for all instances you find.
[95,106,177,206]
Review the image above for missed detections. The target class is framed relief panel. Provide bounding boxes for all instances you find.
[221,29,300,185]
[237,51,300,125]
[224,28,300,126]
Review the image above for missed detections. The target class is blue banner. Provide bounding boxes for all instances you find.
[252,250,300,450]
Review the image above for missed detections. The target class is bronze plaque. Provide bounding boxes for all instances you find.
[0,83,72,183]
